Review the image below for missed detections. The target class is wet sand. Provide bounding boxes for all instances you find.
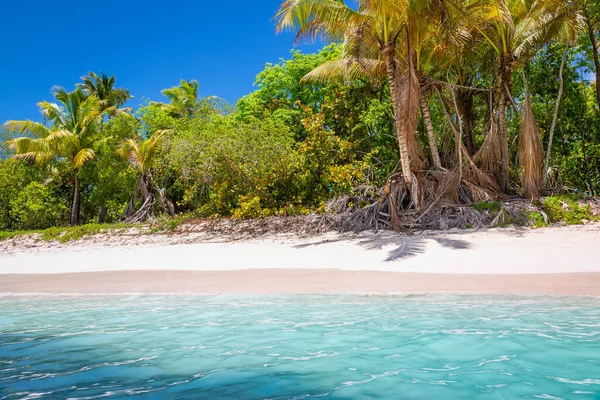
[2,270,600,296]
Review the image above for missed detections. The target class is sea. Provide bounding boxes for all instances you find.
[1,295,599,399]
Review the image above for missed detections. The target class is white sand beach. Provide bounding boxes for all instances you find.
[1,223,600,295]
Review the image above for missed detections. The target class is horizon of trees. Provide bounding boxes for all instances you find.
[1,0,600,232]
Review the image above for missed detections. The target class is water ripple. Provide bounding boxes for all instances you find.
[1,295,599,399]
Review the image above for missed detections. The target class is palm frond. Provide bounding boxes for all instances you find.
[2,120,50,138]
[518,91,543,200]
[302,58,385,83]
[73,148,96,169]
[275,0,367,44]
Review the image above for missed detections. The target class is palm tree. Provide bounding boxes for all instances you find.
[78,72,131,115]
[154,80,201,118]
[119,130,173,222]
[276,0,436,194]
[120,130,167,204]
[3,88,103,225]
[576,0,600,108]
[459,0,576,193]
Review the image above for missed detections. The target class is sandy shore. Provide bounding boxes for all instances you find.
[1,223,600,295]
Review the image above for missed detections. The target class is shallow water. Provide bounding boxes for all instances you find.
[1,295,600,399]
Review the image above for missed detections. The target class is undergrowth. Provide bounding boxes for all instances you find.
[473,201,502,213]
[540,196,597,225]
[0,223,136,243]
[0,196,597,242]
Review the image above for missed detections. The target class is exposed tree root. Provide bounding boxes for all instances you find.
[327,163,504,233]
[123,187,174,223]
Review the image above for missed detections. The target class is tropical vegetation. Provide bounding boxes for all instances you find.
[1,0,600,234]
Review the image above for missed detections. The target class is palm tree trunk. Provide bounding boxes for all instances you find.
[585,16,600,109]
[383,44,413,187]
[70,169,81,226]
[141,173,151,203]
[498,89,510,193]
[457,90,476,155]
[420,92,442,169]
[543,42,568,192]
[98,205,107,224]
[498,56,512,193]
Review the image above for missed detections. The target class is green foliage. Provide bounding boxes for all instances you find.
[474,201,502,213]
[528,211,548,228]
[293,107,369,203]
[80,114,139,222]
[9,182,68,230]
[232,195,270,219]
[163,111,299,215]
[4,26,600,236]
[526,43,600,195]
[542,196,595,225]
[236,45,397,184]
[0,160,46,230]
[0,223,135,243]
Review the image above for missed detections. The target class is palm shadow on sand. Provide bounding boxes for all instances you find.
[295,235,472,262]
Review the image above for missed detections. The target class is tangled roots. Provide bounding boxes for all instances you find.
[123,188,174,224]
[328,164,503,233]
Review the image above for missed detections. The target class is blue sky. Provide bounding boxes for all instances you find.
[0,1,321,124]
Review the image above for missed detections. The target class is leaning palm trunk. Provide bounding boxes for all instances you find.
[420,92,443,169]
[123,172,174,223]
[543,42,568,192]
[382,41,426,211]
[70,169,81,226]
[383,44,414,188]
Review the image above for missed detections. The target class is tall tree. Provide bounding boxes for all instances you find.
[276,0,449,202]
[79,71,132,221]
[154,80,201,118]
[577,0,600,108]
[120,130,167,205]
[119,130,173,222]
[461,0,578,193]
[3,88,103,225]
[78,72,131,115]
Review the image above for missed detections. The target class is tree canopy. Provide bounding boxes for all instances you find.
[1,0,600,232]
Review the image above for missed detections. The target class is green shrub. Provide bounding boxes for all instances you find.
[542,196,594,225]
[0,223,135,243]
[10,182,68,230]
[232,195,270,219]
[528,211,548,228]
[0,160,45,230]
[474,201,502,213]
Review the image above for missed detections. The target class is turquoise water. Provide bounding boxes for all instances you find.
[1,295,599,399]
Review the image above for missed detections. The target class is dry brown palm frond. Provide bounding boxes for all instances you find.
[398,63,427,173]
[459,143,502,201]
[475,117,501,180]
[518,92,543,200]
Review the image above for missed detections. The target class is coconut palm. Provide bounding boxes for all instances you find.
[3,88,103,225]
[154,80,201,118]
[120,130,167,204]
[276,0,436,193]
[458,0,578,193]
[78,72,131,115]
[119,130,173,222]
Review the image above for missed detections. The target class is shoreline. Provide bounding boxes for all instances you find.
[1,223,600,296]
[2,270,600,296]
